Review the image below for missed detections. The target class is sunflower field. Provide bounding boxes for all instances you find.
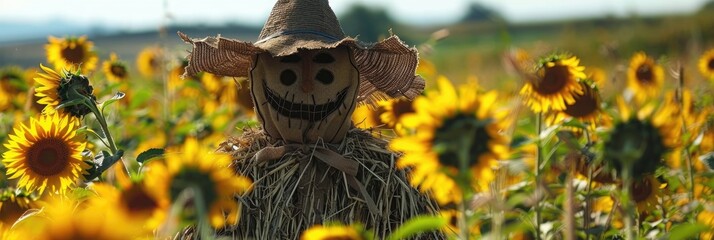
[2,6,714,240]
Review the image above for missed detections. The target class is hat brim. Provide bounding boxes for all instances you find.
[179,32,424,103]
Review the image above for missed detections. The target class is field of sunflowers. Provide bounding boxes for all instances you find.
[1,19,714,240]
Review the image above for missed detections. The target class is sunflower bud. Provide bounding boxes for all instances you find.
[57,72,97,117]
[603,119,666,179]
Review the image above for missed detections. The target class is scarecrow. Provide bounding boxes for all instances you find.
[179,0,441,238]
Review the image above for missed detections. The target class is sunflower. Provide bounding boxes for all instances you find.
[547,80,602,128]
[169,60,202,98]
[144,138,252,228]
[101,52,129,84]
[699,48,714,80]
[520,54,586,113]
[45,36,98,72]
[90,179,169,231]
[201,73,225,96]
[698,209,714,239]
[591,196,624,229]
[2,113,90,195]
[603,98,680,179]
[34,64,97,117]
[352,102,387,130]
[629,175,663,213]
[379,97,415,135]
[300,224,368,240]
[626,52,664,103]
[389,77,510,205]
[0,190,37,224]
[12,196,143,240]
[230,77,255,116]
[136,46,163,78]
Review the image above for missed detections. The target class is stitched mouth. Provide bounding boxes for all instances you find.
[264,86,349,122]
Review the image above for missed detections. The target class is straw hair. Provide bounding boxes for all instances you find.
[178,0,425,103]
[195,128,443,239]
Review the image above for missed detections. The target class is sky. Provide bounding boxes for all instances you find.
[0,0,709,31]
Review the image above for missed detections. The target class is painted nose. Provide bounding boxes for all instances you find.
[301,56,314,93]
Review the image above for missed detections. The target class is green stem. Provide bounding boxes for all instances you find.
[74,89,119,155]
[79,94,130,180]
[677,65,695,201]
[458,201,469,240]
[584,129,594,240]
[191,185,214,240]
[89,102,118,155]
[621,165,635,240]
[535,112,543,240]
[584,165,594,240]
[457,135,473,239]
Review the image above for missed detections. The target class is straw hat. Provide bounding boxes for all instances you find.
[179,0,424,103]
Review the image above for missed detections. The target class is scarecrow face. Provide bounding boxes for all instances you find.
[251,47,359,143]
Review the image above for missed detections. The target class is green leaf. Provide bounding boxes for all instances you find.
[539,123,560,140]
[562,119,587,129]
[84,150,124,181]
[510,135,533,149]
[387,215,446,240]
[71,187,96,200]
[137,148,165,163]
[100,91,126,113]
[666,223,708,240]
[55,98,85,110]
[583,226,607,235]
[235,120,260,134]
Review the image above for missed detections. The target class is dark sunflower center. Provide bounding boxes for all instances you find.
[630,178,653,203]
[604,119,666,178]
[635,64,654,84]
[434,114,491,168]
[149,57,160,70]
[121,184,159,213]
[391,99,415,120]
[61,45,85,64]
[57,74,96,117]
[563,86,598,118]
[0,198,30,223]
[449,214,459,227]
[110,65,127,78]
[26,138,71,176]
[534,64,570,95]
[170,168,218,213]
[708,58,714,70]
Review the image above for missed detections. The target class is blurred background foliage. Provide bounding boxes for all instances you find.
[2,1,714,91]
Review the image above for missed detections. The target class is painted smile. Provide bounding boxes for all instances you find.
[264,85,349,122]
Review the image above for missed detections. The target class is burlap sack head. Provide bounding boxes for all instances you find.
[179,0,424,143]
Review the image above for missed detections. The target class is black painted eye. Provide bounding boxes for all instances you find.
[315,69,333,84]
[313,53,335,63]
[280,70,297,85]
[280,54,301,63]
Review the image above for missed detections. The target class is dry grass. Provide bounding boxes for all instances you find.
[186,128,446,239]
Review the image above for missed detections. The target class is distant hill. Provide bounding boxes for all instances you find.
[0,24,261,68]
